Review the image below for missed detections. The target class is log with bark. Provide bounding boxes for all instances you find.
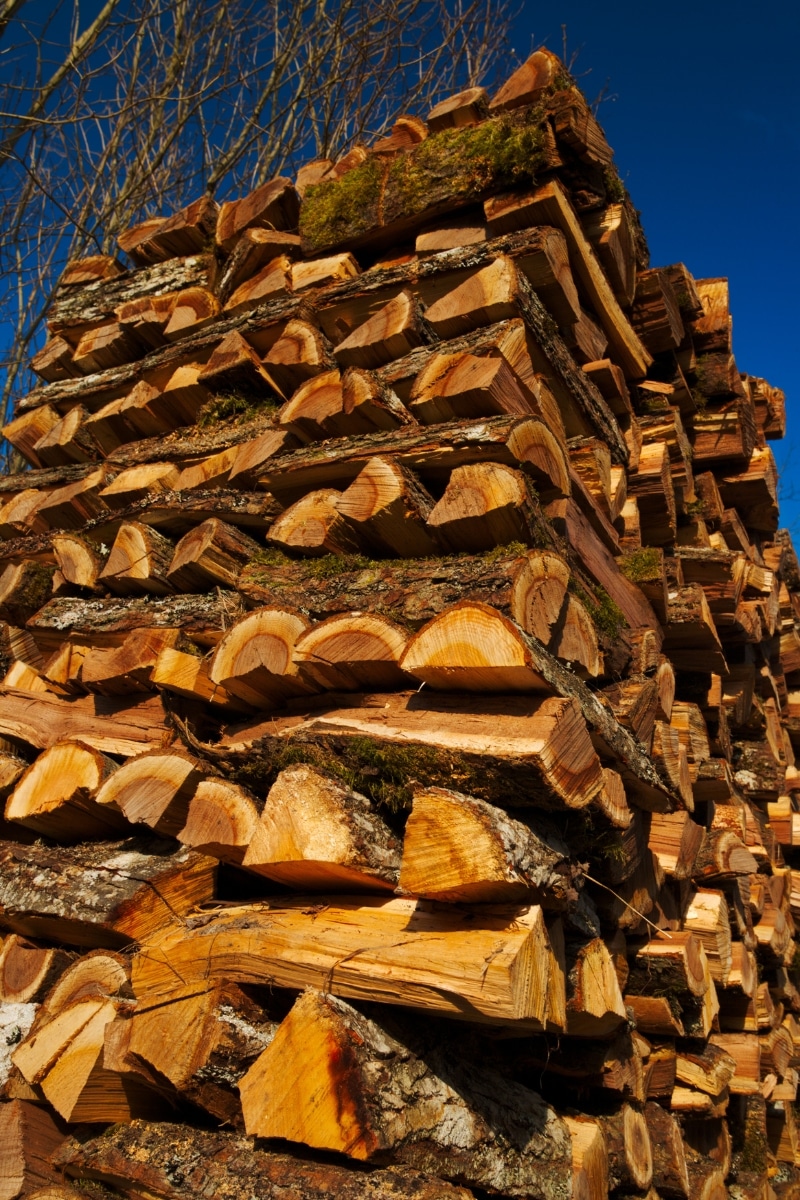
[54,1119,477,1200]
[131,897,561,1030]
[238,988,576,1198]
[0,837,216,947]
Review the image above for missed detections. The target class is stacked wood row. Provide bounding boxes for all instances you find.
[0,45,798,1200]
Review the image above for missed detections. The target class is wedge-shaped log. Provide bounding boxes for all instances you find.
[223,255,292,315]
[166,518,261,591]
[99,460,180,505]
[196,329,277,395]
[133,897,558,1029]
[216,176,299,253]
[150,647,245,711]
[279,367,412,440]
[334,289,434,368]
[335,455,439,556]
[2,405,62,467]
[566,937,628,1037]
[408,350,539,423]
[0,937,76,1005]
[223,691,605,811]
[648,810,703,879]
[98,521,175,596]
[176,778,260,864]
[54,1119,476,1200]
[33,406,100,467]
[0,837,216,948]
[115,291,178,349]
[293,613,411,691]
[693,830,758,880]
[427,461,555,551]
[260,318,334,397]
[79,628,182,697]
[683,889,733,986]
[30,334,81,383]
[208,607,312,707]
[242,763,400,890]
[51,533,104,591]
[162,286,220,341]
[398,785,577,905]
[5,741,123,841]
[239,989,575,1196]
[119,195,217,264]
[675,1044,737,1096]
[267,488,363,556]
[127,983,277,1126]
[400,602,555,693]
[217,227,302,302]
[94,748,205,839]
[644,1101,689,1198]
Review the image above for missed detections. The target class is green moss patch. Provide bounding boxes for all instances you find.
[300,105,549,252]
[619,547,661,584]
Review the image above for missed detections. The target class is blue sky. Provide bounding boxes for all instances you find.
[508,0,800,538]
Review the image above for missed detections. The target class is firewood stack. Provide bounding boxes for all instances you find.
[1,45,798,1200]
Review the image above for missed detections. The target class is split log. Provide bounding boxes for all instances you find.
[415,216,488,256]
[33,406,100,467]
[0,1099,68,1200]
[426,462,559,550]
[599,1104,653,1193]
[215,177,299,253]
[398,785,577,905]
[54,1119,477,1200]
[79,628,182,696]
[4,741,124,840]
[0,937,76,1004]
[242,763,400,890]
[238,988,575,1197]
[118,195,217,264]
[297,255,358,295]
[127,982,276,1124]
[333,290,434,368]
[51,534,105,591]
[293,613,411,691]
[221,691,605,812]
[279,366,412,440]
[399,602,555,693]
[2,406,62,468]
[98,522,175,595]
[267,489,364,556]
[99,461,180,505]
[176,778,260,863]
[562,1118,608,1200]
[0,561,57,625]
[675,1043,737,1095]
[223,256,292,315]
[693,830,759,880]
[207,606,312,706]
[150,647,244,710]
[580,204,637,306]
[93,749,205,838]
[196,330,278,395]
[29,336,81,384]
[72,321,139,374]
[409,349,542,423]
[683,888,733,985]
[489,47,560,109]
[648,811,704,879]
[0,689,168,756]
[115,291,178,349]
[335,456,440,556]
[260,318,335,397]
[565,937,628,1037]
[217,228,303,301]
[0,837,216,948]
[643,1101,689,1198]
[427,85,489,130]
[132,897,559,1029]
[166,518,261,591]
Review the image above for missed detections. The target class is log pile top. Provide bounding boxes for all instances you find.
[0,44,798,1200]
